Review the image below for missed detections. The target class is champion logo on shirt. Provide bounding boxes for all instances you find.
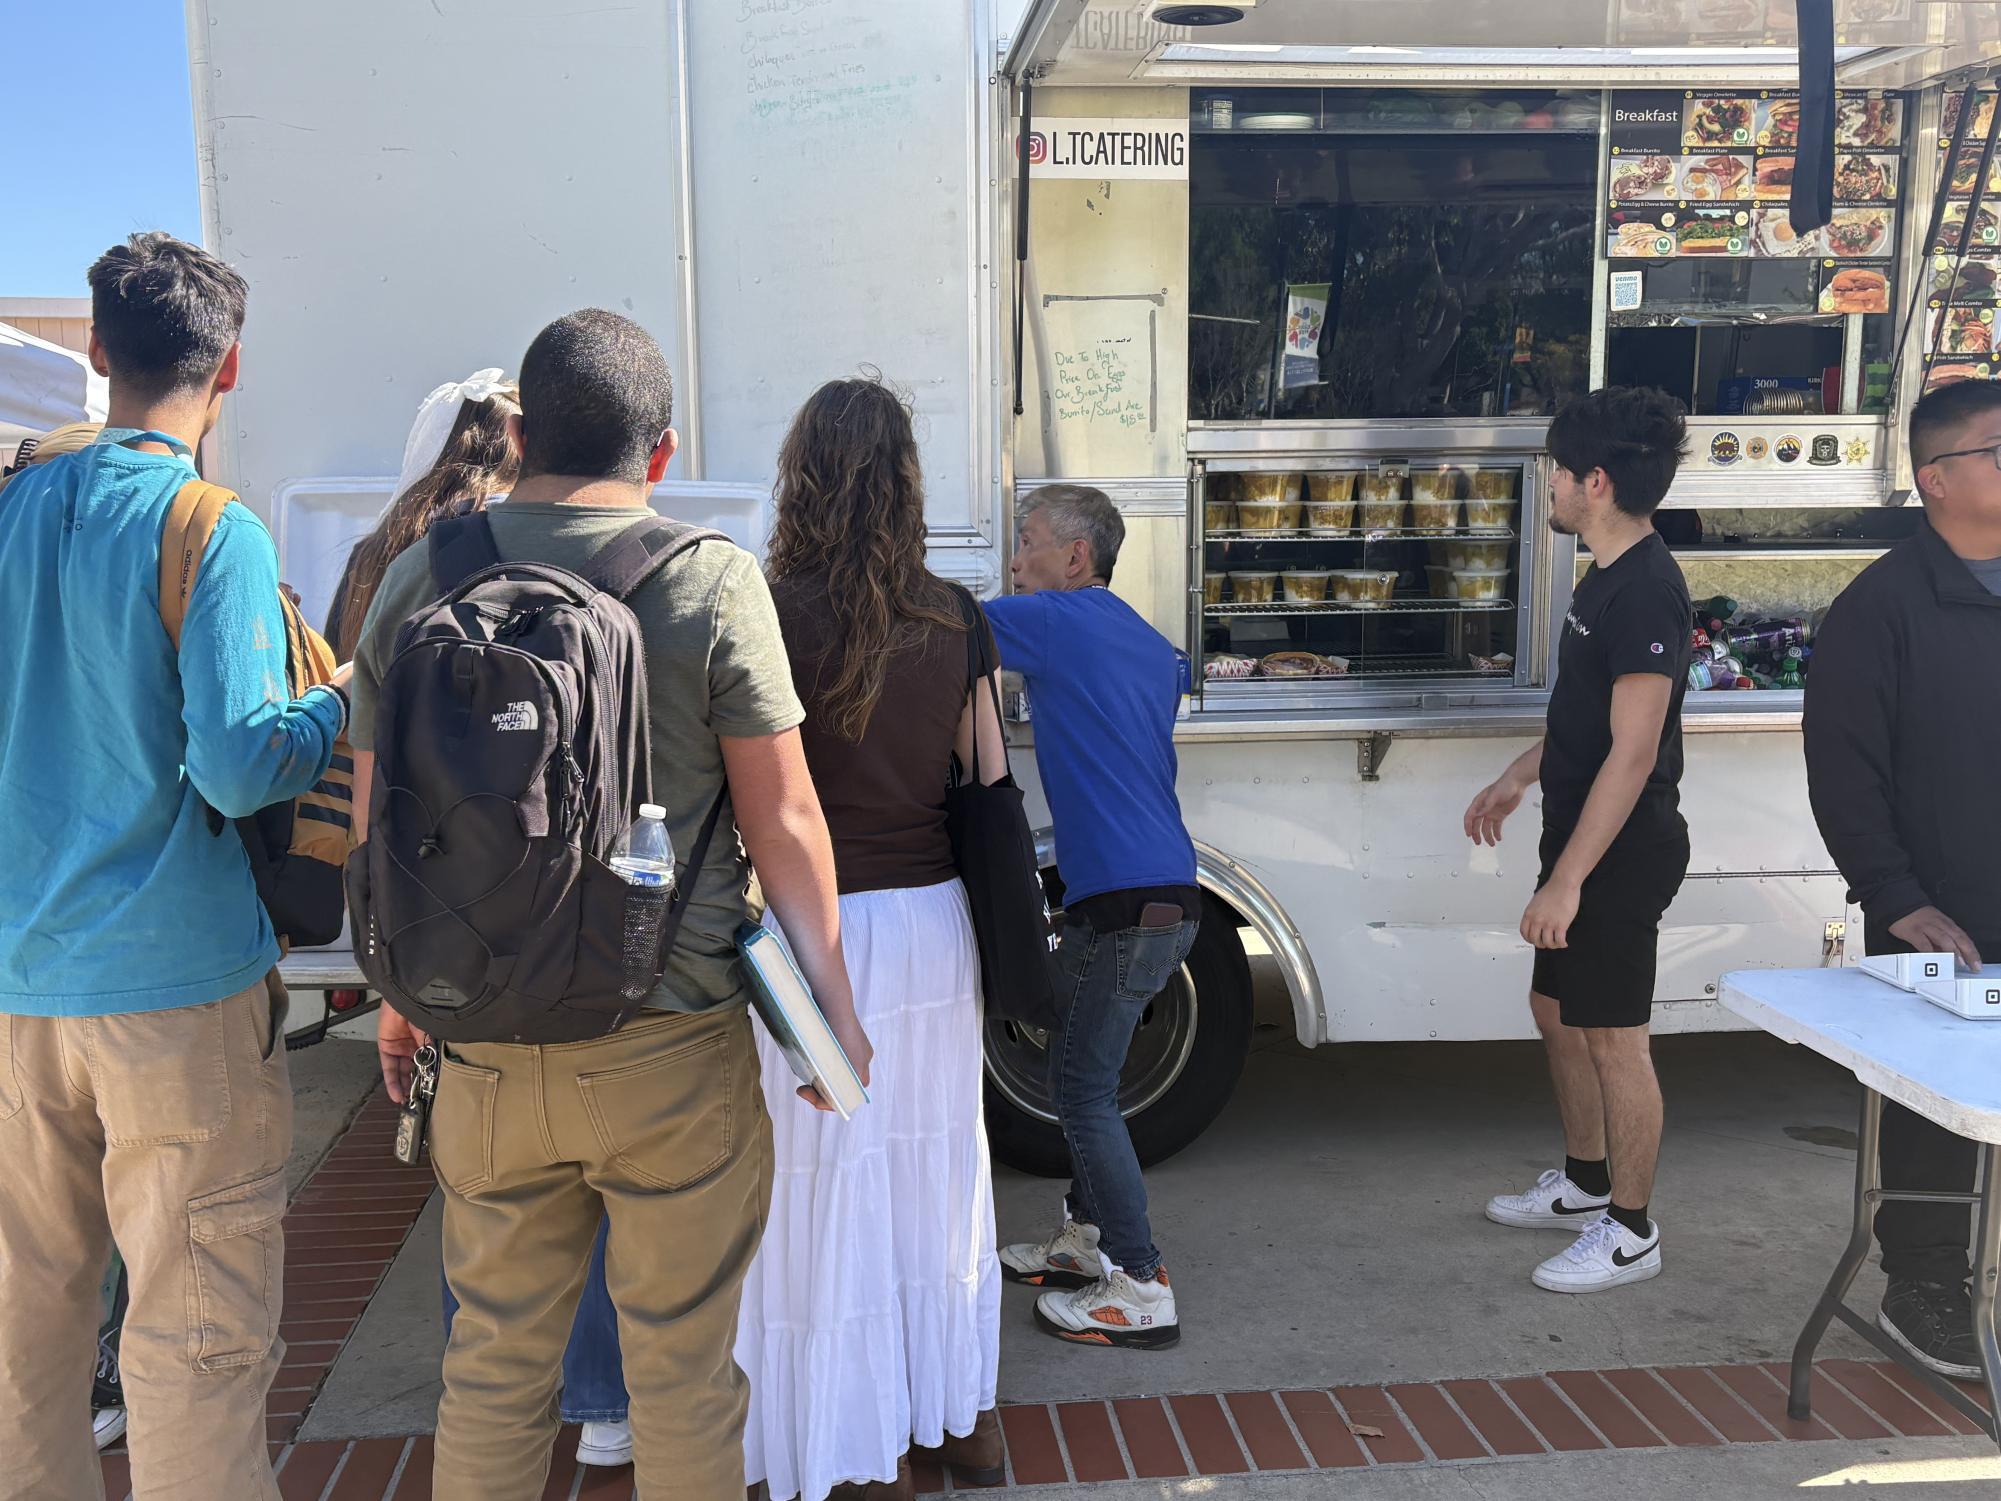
[1650,642,1665,654]
[1564,610,1591,637]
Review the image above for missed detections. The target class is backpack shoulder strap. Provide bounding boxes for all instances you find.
[583,518,730,601]
[158,479,238,651]
[428,508,503,594]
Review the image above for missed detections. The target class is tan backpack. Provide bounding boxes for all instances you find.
[157,480,355,949]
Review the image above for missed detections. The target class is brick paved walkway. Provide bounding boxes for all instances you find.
[95,1090,1996,1499]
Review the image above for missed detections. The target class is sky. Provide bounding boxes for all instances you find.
[5,2,201,298]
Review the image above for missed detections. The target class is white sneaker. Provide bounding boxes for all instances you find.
[92,1406,127,1451]
[1034,1261,1179,1349]
[1000,1214,1103,1290]
[1486,1168,1611,1231]
[1532,1214,1662,1294]
[575,1419,633,1468]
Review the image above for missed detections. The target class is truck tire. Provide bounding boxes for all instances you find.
[982,895,1254,1178]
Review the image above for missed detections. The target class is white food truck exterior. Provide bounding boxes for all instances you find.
[186,0,2001,1169]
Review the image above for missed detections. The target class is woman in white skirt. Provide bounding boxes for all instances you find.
[743,375,1006,1501]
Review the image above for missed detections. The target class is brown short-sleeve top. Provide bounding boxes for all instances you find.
[770,573,999,894]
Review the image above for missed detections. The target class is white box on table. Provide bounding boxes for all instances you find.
[1858,953,1957,991]
[1917,966,2001,1020]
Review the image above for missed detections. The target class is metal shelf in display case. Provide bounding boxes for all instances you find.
[1206,599,1514,619]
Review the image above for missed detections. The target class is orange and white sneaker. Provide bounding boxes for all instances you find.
[1034,1262,1179,1350]
[1000,1215,1103,1290]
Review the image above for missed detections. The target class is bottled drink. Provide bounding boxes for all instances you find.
[1719,618,1811,663]
[1696,595,1739,633]
[611,804,675,1001]
[610,803,676,888]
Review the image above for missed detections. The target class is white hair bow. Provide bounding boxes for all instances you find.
[390,368,515,511]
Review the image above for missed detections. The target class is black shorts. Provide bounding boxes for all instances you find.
[1531,822,1690,1029]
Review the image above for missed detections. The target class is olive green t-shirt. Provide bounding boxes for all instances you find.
[349,501,804,1013]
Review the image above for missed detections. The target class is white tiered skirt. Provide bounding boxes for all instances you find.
[737,878,1000,1501]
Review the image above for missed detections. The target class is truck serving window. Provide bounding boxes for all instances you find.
[1188,90,1599,423]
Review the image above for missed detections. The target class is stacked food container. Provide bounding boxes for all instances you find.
[1194,452,1531,696]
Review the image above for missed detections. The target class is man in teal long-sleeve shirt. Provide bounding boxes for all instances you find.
[0,234,348,1501]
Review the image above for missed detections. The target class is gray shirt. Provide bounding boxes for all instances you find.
[1966,554,2001,596]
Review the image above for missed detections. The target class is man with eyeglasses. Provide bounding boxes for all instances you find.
[1804,377,2001,1383]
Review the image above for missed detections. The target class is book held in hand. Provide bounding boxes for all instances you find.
[735,921,869,1119]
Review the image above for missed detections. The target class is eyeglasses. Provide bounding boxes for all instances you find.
[1926,442,2001,472]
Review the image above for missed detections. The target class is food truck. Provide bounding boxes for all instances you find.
[187,0,2001,1170]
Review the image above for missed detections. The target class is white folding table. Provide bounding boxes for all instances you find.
[1721,967,2001,1445]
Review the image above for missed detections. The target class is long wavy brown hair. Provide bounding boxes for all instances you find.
[766,374,965,741]
[326,389,520,659]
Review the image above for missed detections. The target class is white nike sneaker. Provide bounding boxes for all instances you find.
[1000,1214,1103,1290]
[1035,1261,1179,1350]
[93,1406,127,1451]
[1485,1168,1611,1231]
[1532,1214,1662,1294]
[575,1419,633,1468]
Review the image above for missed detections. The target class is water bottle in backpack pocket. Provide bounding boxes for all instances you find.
[611,803,676,1003]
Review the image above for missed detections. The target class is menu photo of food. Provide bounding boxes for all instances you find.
[1937,201,2001,253]
[1754,155,1796,201]
[1681,154,1752,201]
[1820,265,1891,315]
[1932,305,1996,358]
[1677,209,1748,257]
[1835,96,1901,149]
[1926,360,1994,393]
[1933,256,2001,305]
[1611,154,1679,201]
[1758,97,1801,150]
[1826,207,1893,259]
[1686,96,1755,147]
[1610,214,1678,259]
[1830,154,1897,204]
[1750,205,1824,257]
[1946,148,2001,199]
[1943,90,1998,143]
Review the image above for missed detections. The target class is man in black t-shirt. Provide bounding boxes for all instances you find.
[1466,387,1693,1296]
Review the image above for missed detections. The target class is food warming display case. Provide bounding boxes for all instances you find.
[1188,430,1544,708]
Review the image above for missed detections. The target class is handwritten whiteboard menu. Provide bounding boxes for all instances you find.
[687,0,985,539]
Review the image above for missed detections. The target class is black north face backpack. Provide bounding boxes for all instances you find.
[346,510,729,1043]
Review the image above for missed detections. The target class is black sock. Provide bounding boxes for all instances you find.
[1565,1155,1611,1197]
[1608,1201,1652,1239]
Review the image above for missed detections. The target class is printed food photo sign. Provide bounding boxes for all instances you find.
[1923,91,2001,394]
[1608,86,1907,328]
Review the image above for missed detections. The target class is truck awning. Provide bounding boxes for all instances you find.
[1004,0,2001,92]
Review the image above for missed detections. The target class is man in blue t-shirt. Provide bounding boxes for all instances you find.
[987,483,1198,1351]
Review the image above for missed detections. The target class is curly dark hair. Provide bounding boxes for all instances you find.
[765,374,965,741]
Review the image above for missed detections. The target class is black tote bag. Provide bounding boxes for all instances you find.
[943,588,1060,1028]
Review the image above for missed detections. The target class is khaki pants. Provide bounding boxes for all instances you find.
[431,1005,772,1501]
[0,976,292,1501]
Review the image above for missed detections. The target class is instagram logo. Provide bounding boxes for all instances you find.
[1026,131,1049,165]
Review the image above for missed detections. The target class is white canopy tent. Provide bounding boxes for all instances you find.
[0,320,108,451]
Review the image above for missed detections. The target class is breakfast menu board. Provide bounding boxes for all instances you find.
[1924,91,2001,391]
[1607,89,1903,315]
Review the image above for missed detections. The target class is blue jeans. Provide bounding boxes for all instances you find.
[1050,917,1200,1282]
[441,1216,627,1423]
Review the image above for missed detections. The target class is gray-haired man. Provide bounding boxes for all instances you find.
[986,485,1199,1349]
